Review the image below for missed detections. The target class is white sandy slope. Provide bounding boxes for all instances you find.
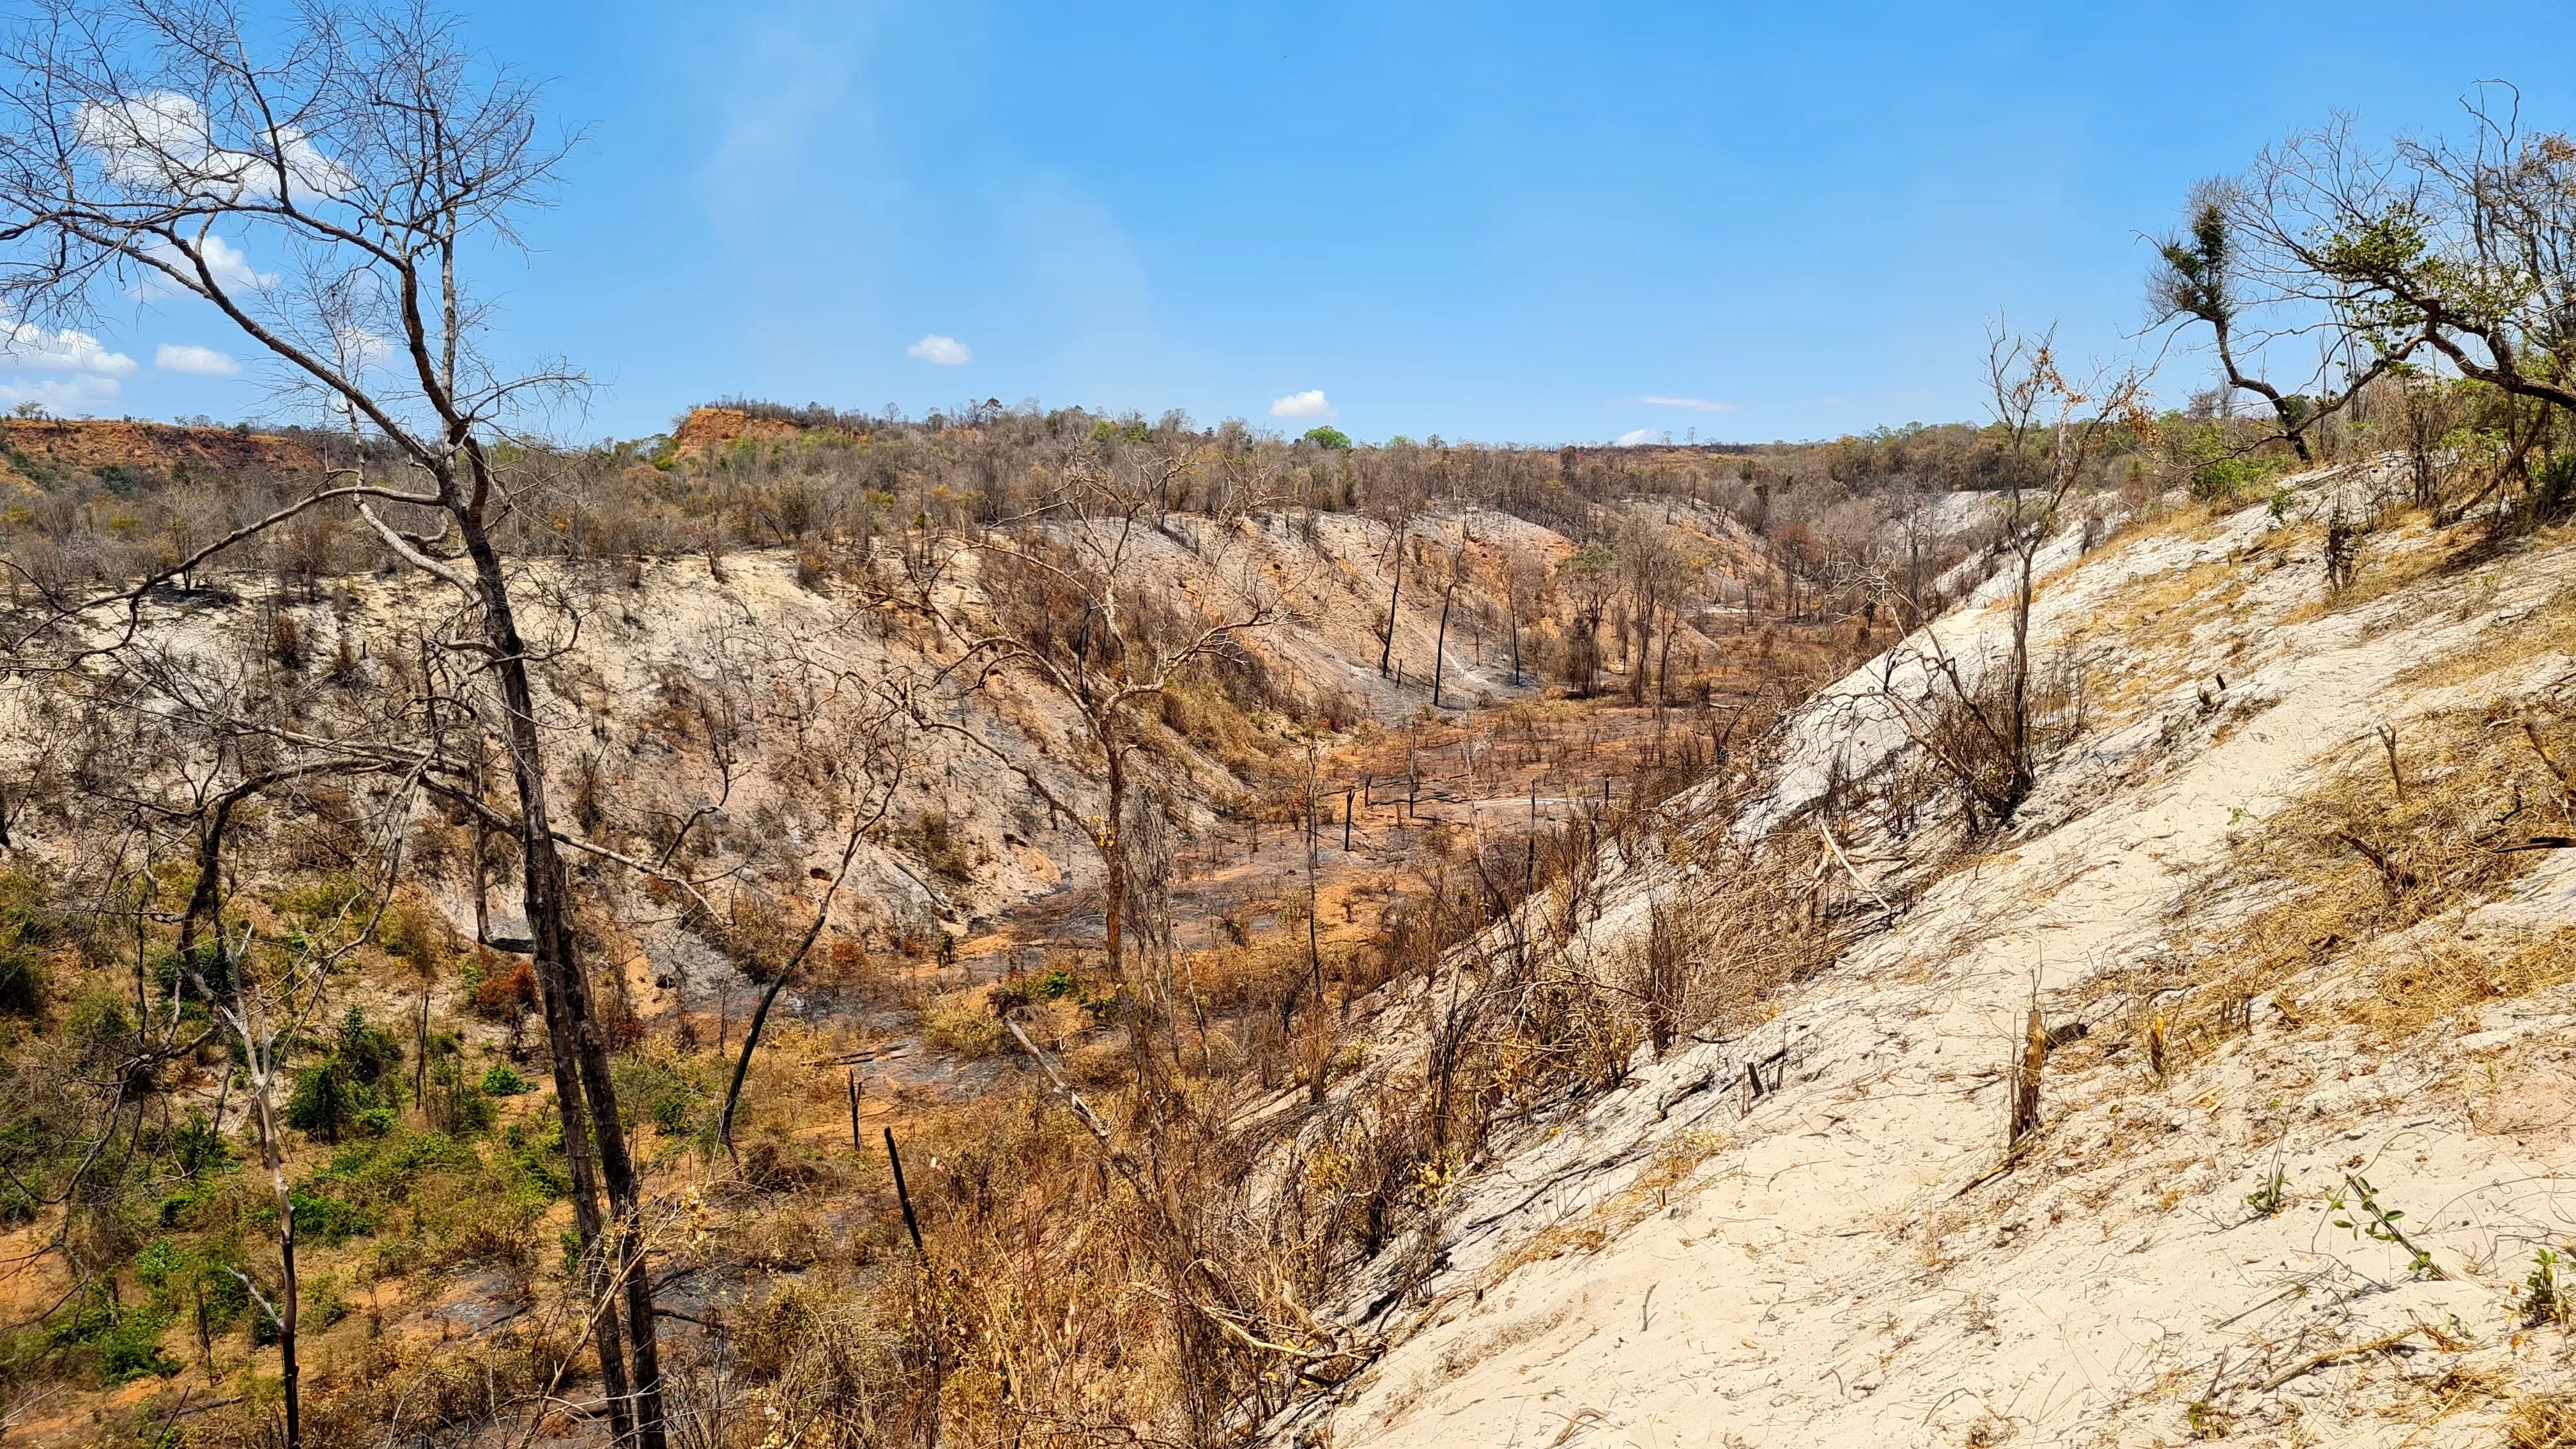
[1268,471,2576,1448]
[0,503,1703,1017]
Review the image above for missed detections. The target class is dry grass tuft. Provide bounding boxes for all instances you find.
[2058,551,2253,723]
[918,985,1009,1057]
[2104,705,2576,1068]
[2342,930,2576,1044]
[2399,571,2576,694]
[2506,1393,2576,1449]
[2273,512,2464,624]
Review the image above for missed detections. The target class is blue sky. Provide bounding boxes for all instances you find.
[19,0,2576,445]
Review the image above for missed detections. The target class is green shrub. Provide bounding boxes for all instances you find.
[303,1271,349,1329]
[0,871,63,1016]
[992,960,1091,1016]
[613,1051,710,1140]
[66,991,134,1057]
[272,875,364,923]
[150,942,231,1008]
[480,1062,532,1097]
[2182,425,2283,501]
[270,1120,576,1273]
[286,1186,374,1246]
[47,1287,178,1384]
[128,1238,253,1341]
[154,1177,215,1230]
[191,1255,250,1331]
[296,1130,475,1239]
[499,1121,571,1199]
[286,1008,408,1142]
[2533,452,2576,521]
[134,1238,181,1291]
[334,1006,403,1084]
[284,1063,355,1142]
[166,1112,231,1178]
[422,1058,494,1135]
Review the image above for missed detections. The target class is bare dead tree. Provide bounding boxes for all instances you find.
[1378,519,1407,680]
[893,457,1285,1086]
[1875,326,2151,831]
[1301,739,1327,1101]
[181,873,397,1449]
[0,6,671,1443]
[712,668,912,1154]
[143,686,417,1449]
[1614,511,1687,707]
[1501,546,1544,687]
[1429,533,1464,709]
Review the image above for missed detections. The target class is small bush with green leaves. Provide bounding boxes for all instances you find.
[43,1285,178,1385]
[422,1057,496,1135]
[2527,1247,2568,1326]
[613,1049,712,1142]
[2181,424,2283,501]
[0,870,70,1017]
[2328,1174,2440,1279]
[284,1008,408,1143]
[2245,1162,2288,1217]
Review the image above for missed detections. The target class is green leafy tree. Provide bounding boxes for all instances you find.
[2212,89,2576,494]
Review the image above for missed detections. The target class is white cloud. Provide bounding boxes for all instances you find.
[1616,427,1659,446]
[1270,388,1335,420]
[155,342,240,377]
[0,323,137,376]
[0,375,123,412]
[77,94,350,204]
[1637,395,1735,413]
[334,327,390,370]
[906,334,972,365]
[134,235,277,299]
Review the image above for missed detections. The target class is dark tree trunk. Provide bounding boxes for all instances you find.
[1379,527,1405,678]
[461,512,659,1449]
[1432,576,1458,707]
[2215,317,2313,463]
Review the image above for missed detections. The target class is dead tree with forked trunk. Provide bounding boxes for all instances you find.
[0,6,671,1442]
[888,455,1287,1100]
[1872,325,2152,833]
